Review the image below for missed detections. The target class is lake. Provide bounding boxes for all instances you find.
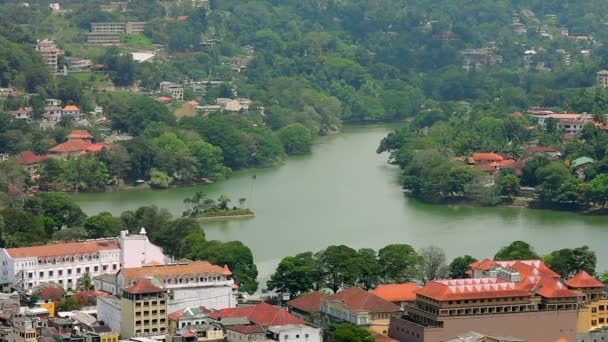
[71,125,608,285]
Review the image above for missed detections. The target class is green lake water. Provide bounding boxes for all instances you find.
[71,125,608,284]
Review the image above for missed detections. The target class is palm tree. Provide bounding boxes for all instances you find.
[76,272,93,291]
[218,194,231,210]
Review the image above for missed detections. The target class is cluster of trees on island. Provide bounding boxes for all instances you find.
[266,240,601,299]
[0,192,259,294]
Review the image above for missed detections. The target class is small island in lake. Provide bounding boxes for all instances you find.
[182,192,254,220]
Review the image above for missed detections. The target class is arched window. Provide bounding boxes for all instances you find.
[55,257,62,264]
[74,255,80,262]
[47,258,53,265]
[166,277,173,284]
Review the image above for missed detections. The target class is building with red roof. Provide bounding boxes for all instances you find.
[48,139,91,159]
[167,306,212,335]
[565,270,608,335]
[467,153,518,175]
[120,278,168,339]
[9,107,32,121]
[67,130,93,143]
[62,105,82,120]
[321,287,401,336]
[225,324,266,341]
[209,302,304,327]
[287,291,328,324]
[16,151,48,178]
[371,283,421,309]
[389,260,579,342]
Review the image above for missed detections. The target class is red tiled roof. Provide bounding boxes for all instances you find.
[545,114,581,119]
[209,302,304,326]
[63,105,80,111]
[49,139,91,153]
[158,96,172,102]
[416,278,531,301]
[121,260,226,285]
[7,184,24,198]
[187,100,199,106]
[472,153,503,161]
[17,151,48,165]
[222,264,232,276]
[517,275,577,298]
[6,239,119,258]
[511,112,524,118]
[324,287,401,313]
[68,130,93,139]
[371,283,420,302]
[565,270,604,288]
[527,146,558,153]
[168,306,211,321]
[287,291,328,313]
[80,143,110,155]
[496,260,560,279]
[226,325,265,334]
[469,259,498,271]
[9,107,29,114]
[123,278,166,294]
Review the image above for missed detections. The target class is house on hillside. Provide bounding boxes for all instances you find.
[62,105,82,120]
[571,156,595,179]
[9,108,33,121]
[16,151,48,179]
[467,153,517,174]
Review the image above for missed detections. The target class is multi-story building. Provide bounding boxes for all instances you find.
[91,22,128,34]
[62,105,82,120]
[321,287,402,336]
[36,40,59,74]
[388,259,578,342]
[86,32,121,45]
[116,261,237,312]
[267,324,322,342]
[8,108,33,121]
[168,323,224,342]
[10,317,39,342]
[125,22,146,34]
[168,306,212,334]
[160,82,184,101]
[565,270,608,340]
[0,240,121,292]
[120,278,168,339]
[598,70,608,88]
[0,230,164,292]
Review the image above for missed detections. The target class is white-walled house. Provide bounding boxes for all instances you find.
[267,325,322,342]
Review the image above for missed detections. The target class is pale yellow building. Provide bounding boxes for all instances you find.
[320,287,401,336]
[565,270,608,332]
[120,278,168,339]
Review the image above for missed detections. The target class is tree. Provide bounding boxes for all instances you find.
[83,212,123,238]
[498,174,520,200]
[53,227,88,242]
[316,245,359,293]
[149,168,173,189]
[352,248,382,290]
[329,324,375,342]
[76,272,93,291]
[24,192,86,229]
[378,244,423,283]
[277,124,314,155]
[267,252,316,298]
[0,208,49,247]
[544,246,597,278]
[419,246,449,284]
[217,194,231,210]
[521,155,550,187]
[535,162,572,203]
[157,218,203,258]
[449,255,478,279]
[494,241,540,261]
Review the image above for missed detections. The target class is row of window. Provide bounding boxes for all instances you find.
[135,328,166,336]
[592,305,607,313]
[134,300,165,307]
[592,317,606,326]
[130,275,225,286]
[135,309,166,316]
[447,297,526,305]
[29,264,117,279]
[37,254,101,265]
[135,318,166,326]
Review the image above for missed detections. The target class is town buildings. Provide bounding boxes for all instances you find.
[388,259,579,341]
[116,261,237,312]
[224,324,266,341]
[168,322,224,342]
[598,70,608,88]
[86,22,146,44]
[35,40,60,74]
[160,82,184,101]
[119,279,168,339]
[321,287,401,336]
[565,270,608,339]
[267,324,322,342]
[16,151,48,179]
[167,306,211,335]
[209,302,305,328]
[287,291,327,326]
[48,130,111,159]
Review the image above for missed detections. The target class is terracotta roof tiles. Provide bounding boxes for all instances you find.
[17,151,48,164]
[49,139,91,153]
[287,291,328,313]
[123,278,165,294]
[68,130,93,139]
[324,287,401,313]
[5,239,119,259]
[565,270,604,288]
[226,324,265,334]
[371,283,420,302]
[209,302,304,326]
[63,105,80,111]
[120,260,225,284]
[416,278,532,301]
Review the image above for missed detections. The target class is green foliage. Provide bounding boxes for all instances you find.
[544,246,596,278]
[149,168,173,189]
[24,192,86,229]
[494,241,540,261]
[277,124,314,155]
[83,212,123,238]
[378,244,423,283]
[329,324,375,342]
[419,246,449,284]
[267,252,317,297]
[39,156,111,192]
[449,255,478,279]
[0,208,48,247]
[497,174,521,200]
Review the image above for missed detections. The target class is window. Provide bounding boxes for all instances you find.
[103,265,108,271]
[113,264,117,270]
[593,320,598,326]
[94,266,98,272]
[600,305,605,311]
[600,318,605,324]
[85,267,90,273]
[77,268,81,274]
[593,308,598,313]
[58,270,62,276]
[68,269,72,275]
[49,271,53,277]
[28,273,32,279]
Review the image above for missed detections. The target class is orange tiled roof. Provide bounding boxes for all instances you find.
[496,260,560,279]
[123,278,165,294]
[222,264,232,276]
[6,240,119,258]
[324,287,401,313]
[68,130,93,139]
[287,291,328,313]
[63,105,80,111]
[565,270,604,288]
[49,139,91,153]
[469,259,498,271]
[9,107,29,114]
[80,143,110,155]
[371,283,420,302]
[209,302,304,326]
[158,96,172,102]
[416,278,531,301]
[17,151,48,165]
[472,153,503,161]
[121,260,225,284]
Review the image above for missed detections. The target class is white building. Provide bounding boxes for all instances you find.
[116,261,238,312]
[160,82,184,101]
[36,39,60,74]
[0,229,164,292]
[267,325,321,342]
[96,295,121,333]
